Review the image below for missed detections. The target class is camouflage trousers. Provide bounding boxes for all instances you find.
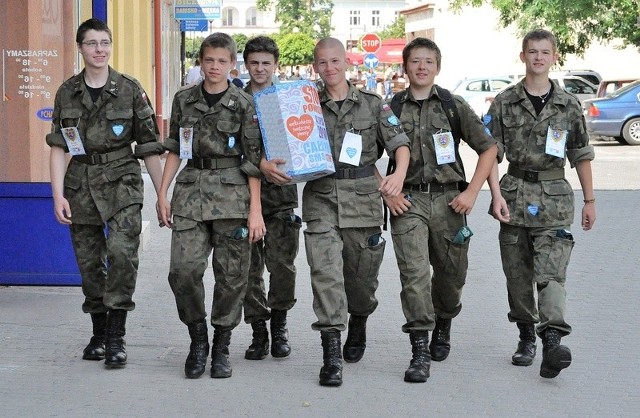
[390,190,469,333]
[168,216,251,330]
[70,204,142,313]
[243,209,301,324]
[304,220,385,332]
[499,223,574,336]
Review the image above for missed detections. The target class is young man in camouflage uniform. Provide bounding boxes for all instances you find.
[241,36,301,361]
[486,29,596,378]
[384,38,498,383]
[157,33,265,379]
[47,18,164,369]
[306,38,411,386]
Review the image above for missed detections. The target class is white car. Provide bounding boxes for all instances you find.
[452,76,514,116]
[551,75,597,105]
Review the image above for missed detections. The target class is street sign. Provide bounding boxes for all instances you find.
[364,53,379,69]
[361,33,381,53]
[180,20,208,32]
[175,0,221,20]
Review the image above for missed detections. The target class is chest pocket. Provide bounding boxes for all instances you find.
[60,108,83,128]
[351,119,377,160]
[106,109,133,140]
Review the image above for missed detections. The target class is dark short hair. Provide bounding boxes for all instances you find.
[522,29,557,53]
[199,32,237,61]
[402,37,442,70]
[243,36,279,63]
[76,18,112,44]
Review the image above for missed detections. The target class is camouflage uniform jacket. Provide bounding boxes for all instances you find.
[46,67,163,223]
[164,82,262,221]
[243,83,298,217]
[393,86,498,185]
[302,81,410,228]
[486,79,595,227]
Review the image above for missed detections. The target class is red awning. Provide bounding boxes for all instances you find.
[346,39,405,66]
[376,38,405,64]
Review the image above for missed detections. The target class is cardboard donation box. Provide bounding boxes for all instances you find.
[254,80,335,183]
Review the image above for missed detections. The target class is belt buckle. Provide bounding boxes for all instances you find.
[419,183,430,192]
[90,154,101,164]
[523,171,538,182]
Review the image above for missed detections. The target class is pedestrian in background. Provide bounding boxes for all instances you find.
[241,35,302,361]
[185,58,203,85]
[306,37,411,386]
[47,18,164,369]
[486,29,596,379]
[157,32,265,379]
[385,37,498,382]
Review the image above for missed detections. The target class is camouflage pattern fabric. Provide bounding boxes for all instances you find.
[243,209,301,323]
[305,222,385,331]
[487,79,594,335]
[392,86,498,185]
[165,83,261,329]
[46,67,163,224]
[46,67,162,314]
[168,217,251,329]
[388,87,493,332]
[164,82,262,222]
[302,82,407,331]
[71,204,142,312]
[486,79,595,227]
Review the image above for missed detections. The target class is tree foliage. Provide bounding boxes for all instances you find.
[273,32,316,66]
[232,33,249,52]
[378,16,406,40]
[256,0,334,39]
[450,0,640,60]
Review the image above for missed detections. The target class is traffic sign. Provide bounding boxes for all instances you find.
[364,53,379,69]
[175,0,221,20]
[361,33,381,53]
[180,20,208,32]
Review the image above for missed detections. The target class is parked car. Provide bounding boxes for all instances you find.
[550,70,602,87]
[596,78,638,98]
[583,79,640,145]
[551,75,598,104]
[452,76,514,116]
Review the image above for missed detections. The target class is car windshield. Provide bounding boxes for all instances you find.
[609,79,640,98]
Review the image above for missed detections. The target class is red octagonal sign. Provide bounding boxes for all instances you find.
[360,33,381,53]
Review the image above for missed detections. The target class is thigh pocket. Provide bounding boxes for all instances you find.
[355,232,386,280]
[220,228,250,278]
[499,227,520,278]
[538,234,574,281]
[390,219,425,273]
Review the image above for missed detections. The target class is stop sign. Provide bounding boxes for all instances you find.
[360,33,381,53]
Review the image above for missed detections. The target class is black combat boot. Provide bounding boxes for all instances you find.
[83,312,107,360]
[245,320,269,360]
[319,331,343,386]
[104,310,127,368]
[512,322,537,366]
[210,328,232,378]
[270,310,291,358]
[404,330,431,383]
[540,328,572,378]
[185,319,209,378]
[429,317,452,362]
[343,315,367,363]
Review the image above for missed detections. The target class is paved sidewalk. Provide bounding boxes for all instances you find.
[1,139,639,417]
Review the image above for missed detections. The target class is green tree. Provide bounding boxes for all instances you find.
[451,0,640,61]
[378,16,405,40]
[276,32,316,66]
[232,33,249,52]
[256,0,334,38]
[185,36,204,59]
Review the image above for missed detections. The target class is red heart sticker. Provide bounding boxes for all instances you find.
[286,114,315,141]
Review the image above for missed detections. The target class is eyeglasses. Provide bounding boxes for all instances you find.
[81,40,112,48]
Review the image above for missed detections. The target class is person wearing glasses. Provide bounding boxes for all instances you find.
[46,18,164,369]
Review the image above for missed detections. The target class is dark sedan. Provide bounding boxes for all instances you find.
[583,80,640,145]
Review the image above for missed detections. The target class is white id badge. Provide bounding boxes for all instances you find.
[433,131,456,165]
[61,127,86,156]
[179,127,194,159]
[545,126,567,158]
[339,131,362,166]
